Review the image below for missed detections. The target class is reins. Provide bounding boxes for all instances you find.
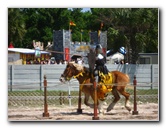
[72,68,90,91]
[73,72,83,79]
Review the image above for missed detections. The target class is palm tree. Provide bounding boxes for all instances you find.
[8,8,26,47]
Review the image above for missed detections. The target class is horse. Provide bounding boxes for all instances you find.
[59,62,131,114]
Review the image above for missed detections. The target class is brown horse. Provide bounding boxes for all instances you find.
[59,62,131,113]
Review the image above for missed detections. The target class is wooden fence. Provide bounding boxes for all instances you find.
[8,64,158,91]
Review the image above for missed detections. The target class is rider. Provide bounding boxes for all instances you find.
[94,44,109,82]
[119,46,127,55]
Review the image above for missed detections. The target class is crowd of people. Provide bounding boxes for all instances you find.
[26,58,84,65]
[26,59,68,65]
[26,46,126,65]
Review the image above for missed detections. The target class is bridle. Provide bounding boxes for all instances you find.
[61,67,72,81]
[61,64,84,81]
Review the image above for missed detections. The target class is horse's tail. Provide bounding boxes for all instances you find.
[125,74,130,82]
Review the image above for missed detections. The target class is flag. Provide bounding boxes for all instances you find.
[70,21,76,26]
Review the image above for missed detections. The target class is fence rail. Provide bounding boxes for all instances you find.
[8,81,158,108]
[8,64,158,91]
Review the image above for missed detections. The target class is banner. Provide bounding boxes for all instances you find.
[65,48,70,61]
[102,48,106,56]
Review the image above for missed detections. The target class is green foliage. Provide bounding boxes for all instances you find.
[96,8,158,63]
[8,8,26,47]
[8,8,158,63]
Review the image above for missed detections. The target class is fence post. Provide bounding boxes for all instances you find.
[77,86,82,114]
[92,78,99,120]
[132,75,139,115]
[68,82,71,107]
[43,75,49,117]
[87,49,99,120]
[151,64,154,89]
[40,65,43,91]
[10,65,14,92]
[59,92,64,105]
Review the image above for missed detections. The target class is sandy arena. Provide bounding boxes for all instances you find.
[8,103,158,121]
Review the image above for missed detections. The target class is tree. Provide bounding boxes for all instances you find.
[8,8,26,47]
[8,8,158,63]
[94,8,158,63]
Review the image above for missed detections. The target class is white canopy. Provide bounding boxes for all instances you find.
[107,52,124,63]
[8,48,50,54]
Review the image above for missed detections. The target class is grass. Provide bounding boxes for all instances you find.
[8,89,158,107]
[8,89,158,96]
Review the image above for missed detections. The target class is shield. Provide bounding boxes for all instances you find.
[87,49,96,73]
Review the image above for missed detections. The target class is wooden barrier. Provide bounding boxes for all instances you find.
[59,92,65,105]
[43,75,49,117]
[77,86,83,113]
[92,79,99,120]
[132,75,139,115]
[42,74,139,119]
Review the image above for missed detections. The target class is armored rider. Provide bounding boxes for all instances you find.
[94,44,109,82]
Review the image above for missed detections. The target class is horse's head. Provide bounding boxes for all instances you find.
[59,62,84,83]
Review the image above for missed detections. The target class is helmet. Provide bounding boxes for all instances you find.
[95,44,102,50]
[95,44,103,53]
[119,46,126,55]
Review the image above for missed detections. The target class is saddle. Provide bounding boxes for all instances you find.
[97,72,113,100]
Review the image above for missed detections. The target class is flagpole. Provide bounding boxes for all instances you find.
[69,22,71,61]
[89,30,91,43]
[69,22,70,42]
[81,32,82,43]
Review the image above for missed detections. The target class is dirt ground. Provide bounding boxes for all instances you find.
[8,103,158,121]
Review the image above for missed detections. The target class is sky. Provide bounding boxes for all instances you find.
[68,7,91,12]
[81,8,91,12]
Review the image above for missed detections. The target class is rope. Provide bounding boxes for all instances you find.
[40,49,87,57]
[8,81,158,87]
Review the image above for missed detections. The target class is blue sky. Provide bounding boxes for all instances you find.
[68,8,91,12]
[81,8,91,12]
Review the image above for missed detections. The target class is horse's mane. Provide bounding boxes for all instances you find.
[69,62,90,73]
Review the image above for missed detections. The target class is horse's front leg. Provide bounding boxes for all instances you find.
[84,94,94,108]
[84,93,105,114]
[97,100,105,114]
[90,93,105,114]
[85,98,104,114]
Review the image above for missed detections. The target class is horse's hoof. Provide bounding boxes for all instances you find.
[99,112,104,116]
[107,108,112,112]
[125,106,131,112]
[128,108,131,112]
[103,102,107,105]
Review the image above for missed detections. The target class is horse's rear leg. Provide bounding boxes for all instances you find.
[118,89,131,112]
[107,88,120,112]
